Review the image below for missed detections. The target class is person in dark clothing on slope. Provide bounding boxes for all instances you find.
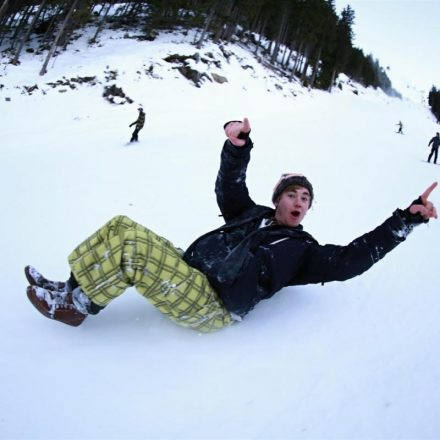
[427,132,440,164]
[129,106,145,142]
[396,121,404,134]
[25,118,438,332]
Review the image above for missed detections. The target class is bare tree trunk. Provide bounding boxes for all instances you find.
[328,68,336,92]
[10,5,32,49]
[223,3,240,43]
[12,0,47,64]
[309,45,322,88]
[41,2,66,45]
[253,17,267,55]
[39,0,81,75]
[120,2,131,17]
[282,45,293,69]
[0,9,17,46]
[280,41,289,67]
[196,0,218,49]
[292,41,304,74]
[62,0,91,51]
[270,3,290,64]
[90,0,113,43]
[279,23,290,65]
[301,46,310,85]
[89,1,100,14]
[6,4,29,48]
[0,0,10,24]
[212,0,235,43]
[126,2,141,20]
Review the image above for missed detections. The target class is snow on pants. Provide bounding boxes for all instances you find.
[68,215,233,332]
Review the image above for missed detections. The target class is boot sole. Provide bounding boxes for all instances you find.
[26,286,86,327]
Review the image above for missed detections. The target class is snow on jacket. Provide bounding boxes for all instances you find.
[183,138,424,318]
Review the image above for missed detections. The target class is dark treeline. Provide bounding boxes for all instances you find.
[428,86,440,123]
[0,0,394,93]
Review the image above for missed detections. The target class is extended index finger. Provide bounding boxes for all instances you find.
[421,181,438,203]
[242,117,251,133]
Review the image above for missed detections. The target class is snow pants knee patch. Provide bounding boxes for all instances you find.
[68,215,232,332]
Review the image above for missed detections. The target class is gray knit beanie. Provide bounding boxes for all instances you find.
[272,173,314,206]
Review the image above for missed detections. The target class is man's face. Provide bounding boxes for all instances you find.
[274,186,310,227]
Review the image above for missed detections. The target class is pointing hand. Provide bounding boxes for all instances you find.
[224,117,251,147]
[409,182,438,220]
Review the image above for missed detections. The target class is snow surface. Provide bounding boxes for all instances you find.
[1,28,439,440]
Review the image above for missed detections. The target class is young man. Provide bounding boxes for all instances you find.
[129,107,145,142]
[26,119,438,332]
[427,132,440,164]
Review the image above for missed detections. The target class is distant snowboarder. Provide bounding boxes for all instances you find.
[129,106,145,142]
[427,132,440,164]
[396,121,404,134]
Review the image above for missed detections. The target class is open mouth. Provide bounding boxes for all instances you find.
[291,210,301,218]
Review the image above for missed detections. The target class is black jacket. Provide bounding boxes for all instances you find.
[130,111,145,129]
[183,139,424,317]
[429,136,440,148]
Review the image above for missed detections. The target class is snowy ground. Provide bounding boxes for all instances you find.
[1,29,439,439]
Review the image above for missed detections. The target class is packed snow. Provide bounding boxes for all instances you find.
[1,28,439,439]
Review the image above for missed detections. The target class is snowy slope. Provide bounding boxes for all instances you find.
[1,28,439,439]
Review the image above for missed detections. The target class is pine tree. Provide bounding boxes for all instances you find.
[428,86,440,123]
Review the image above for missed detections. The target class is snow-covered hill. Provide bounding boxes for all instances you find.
[1,28,439,439]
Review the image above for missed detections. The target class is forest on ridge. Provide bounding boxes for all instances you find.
[0,0,398,94]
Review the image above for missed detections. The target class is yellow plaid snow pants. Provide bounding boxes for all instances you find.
[68,215,233,332]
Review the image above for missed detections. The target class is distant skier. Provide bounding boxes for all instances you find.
[129,106,145,143]
[24,118,438,333]
[427,132,440,164]
[396,121,404,134]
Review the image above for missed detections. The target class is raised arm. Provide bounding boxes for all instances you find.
[215,118,256,221]
[295,183,437,285]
